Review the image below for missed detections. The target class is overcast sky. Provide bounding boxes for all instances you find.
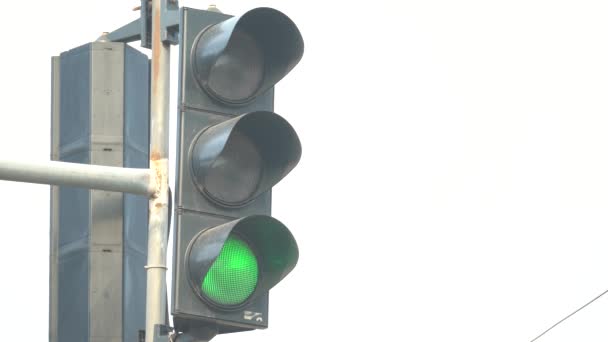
[1,1,608,341]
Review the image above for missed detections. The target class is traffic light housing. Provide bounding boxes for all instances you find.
[172,6,303,338]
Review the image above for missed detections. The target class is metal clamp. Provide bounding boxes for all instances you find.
[148,324,175,342]
[161,0,180,45]
[107,0,179,48]
[145,264,168,270]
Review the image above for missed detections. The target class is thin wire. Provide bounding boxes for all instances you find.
[530,288,608,342]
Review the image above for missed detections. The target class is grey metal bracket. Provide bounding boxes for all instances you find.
[161,0,180,45]
[173,326,217,342]
[107,0,179,49]
[150,324,175,342]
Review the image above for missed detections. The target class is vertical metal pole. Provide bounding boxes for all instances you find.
[49,56,61,342]
[146,0,170,341]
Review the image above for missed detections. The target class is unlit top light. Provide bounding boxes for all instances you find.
[205,29,265,103]
[191,7,304,105]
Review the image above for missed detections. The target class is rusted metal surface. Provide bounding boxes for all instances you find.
[145,0,171,340]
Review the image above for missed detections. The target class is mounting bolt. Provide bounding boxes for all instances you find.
[96,32,110,42]
[207,4,222,13]
[134,0,152,11]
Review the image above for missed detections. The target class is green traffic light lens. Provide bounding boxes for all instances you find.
[201,235,259,306]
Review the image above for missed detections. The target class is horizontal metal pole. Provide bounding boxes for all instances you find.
[0,159,155,196]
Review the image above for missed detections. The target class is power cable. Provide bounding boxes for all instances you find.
[530,288,608,342]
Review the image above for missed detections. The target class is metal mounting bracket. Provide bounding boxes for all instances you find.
[174,326,217,342]
[107,0,179,49]
[144,324,175,342]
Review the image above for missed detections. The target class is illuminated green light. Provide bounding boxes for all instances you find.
[202,235,259,306]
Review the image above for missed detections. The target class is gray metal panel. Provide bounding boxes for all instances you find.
[59,44,91,161]
[89,249,123,342]
[124,46,150,172]
[51,57,61,162]
[58,45,91,247]
[51,41,150,342]
[57,44,91,342]
[89,42,125,341]
[124,251,148,339]
[58,249,90,342]
[57,180,91,247]
[123,44,150,342]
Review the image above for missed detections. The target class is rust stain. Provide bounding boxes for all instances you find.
[151,151,161,161]
[150,158,167,204]
[154,160,163,181]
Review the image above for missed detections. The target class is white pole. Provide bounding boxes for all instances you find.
[0,159,155,195]
[145,0,171,340]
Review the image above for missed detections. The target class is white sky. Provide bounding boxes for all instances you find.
[0,0,608,341]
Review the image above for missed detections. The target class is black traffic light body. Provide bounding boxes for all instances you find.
[172,7,303,337]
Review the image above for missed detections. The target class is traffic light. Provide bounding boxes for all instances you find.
[172,6,304,339]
